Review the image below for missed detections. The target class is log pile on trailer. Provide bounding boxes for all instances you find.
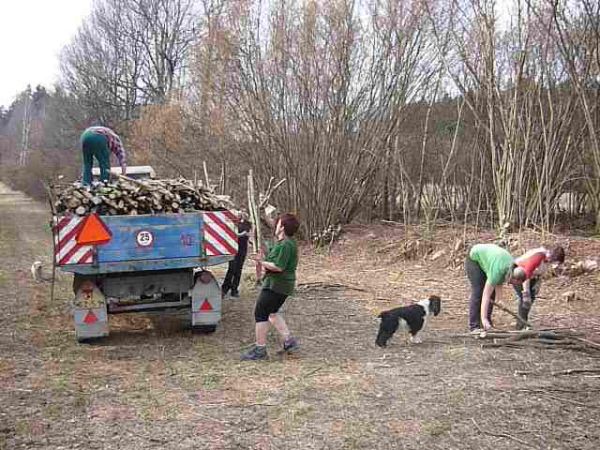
[52,176,235,216]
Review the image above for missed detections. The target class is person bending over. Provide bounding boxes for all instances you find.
[513,246,565,329]
[465,243,526,333]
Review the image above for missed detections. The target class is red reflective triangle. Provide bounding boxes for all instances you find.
[76,214,112,245]
[199,299,213,311]
[83,310,98,324]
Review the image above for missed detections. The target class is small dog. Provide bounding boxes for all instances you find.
[375,295,441,347]
[31,261,52,282]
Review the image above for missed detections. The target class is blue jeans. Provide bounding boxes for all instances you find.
[513,278,539,329]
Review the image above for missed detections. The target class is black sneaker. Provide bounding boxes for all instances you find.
[283,337,300,353]
[230,291,240,298]
[241,345,268,361]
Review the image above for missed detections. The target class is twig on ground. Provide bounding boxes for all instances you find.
[515,389,592,407]
[514,368,600,376]
[573,337,600,350]
[491,300,532,328]
[296,281,368,292]
[304,366,323,377]
[552,368,600,376]
[471,417,532,447]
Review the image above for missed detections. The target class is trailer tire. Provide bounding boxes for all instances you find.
[76,336,105,344]
[192,324,217,334]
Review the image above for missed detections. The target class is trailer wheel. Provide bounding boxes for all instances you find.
[76,336,106,344]
[192,324,217,334]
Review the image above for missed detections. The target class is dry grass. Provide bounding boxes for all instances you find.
[1,183,599,449]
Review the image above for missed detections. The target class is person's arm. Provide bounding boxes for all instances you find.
[253,241,290,273]
[481,282,498,330]
[250,254,283,272]
[261,261,283,272]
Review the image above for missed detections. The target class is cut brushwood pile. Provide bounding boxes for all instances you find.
[477,329,600,353]
[51,176,235,216]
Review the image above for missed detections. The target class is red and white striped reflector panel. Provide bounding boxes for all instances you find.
[54,216,94,265]
[203,211,238,256]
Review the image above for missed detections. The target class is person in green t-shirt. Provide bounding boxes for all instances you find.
[465,243,526,333]
[241,213,300,361]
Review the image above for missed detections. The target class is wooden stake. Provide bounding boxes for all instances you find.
[43,183,57,303]
[203,161,210,189]
[247,169,261,252]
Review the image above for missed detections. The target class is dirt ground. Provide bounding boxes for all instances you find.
[1,182,599,450]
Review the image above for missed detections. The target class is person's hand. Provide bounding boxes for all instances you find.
[251,254,263,263]
[482,320,493,331]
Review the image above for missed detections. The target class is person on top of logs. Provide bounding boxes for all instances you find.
[80,125,127,185]
[465,243,527,334]
[222,210,252,298]
[513,245,565,330]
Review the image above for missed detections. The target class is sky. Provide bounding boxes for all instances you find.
[0,0,516,109]
[0,0,92,108]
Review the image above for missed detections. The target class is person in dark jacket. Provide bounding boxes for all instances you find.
[222,211,252,298]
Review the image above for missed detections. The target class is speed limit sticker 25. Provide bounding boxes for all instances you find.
[136,230,154,247]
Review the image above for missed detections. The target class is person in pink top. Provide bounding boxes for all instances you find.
[513,245,565,329]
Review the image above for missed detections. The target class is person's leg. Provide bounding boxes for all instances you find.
[513,283,527,330]
[81,142,94,185]
[519,300,531,327]
[231,252,246,295]
[269,313,290,340]
[271,313,299,352]
[95,143,111,182]
[465,258,487,331]
[241,289,278,360]
[266,292,299,352]
[222,260,235,295]
[255,321,270,346]
[521,278,539,328]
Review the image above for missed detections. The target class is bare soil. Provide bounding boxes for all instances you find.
[1,182,599,450]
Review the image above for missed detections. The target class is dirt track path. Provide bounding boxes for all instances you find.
[1,182,599,450]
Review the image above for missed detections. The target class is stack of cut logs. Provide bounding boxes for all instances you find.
[52,177,235,216]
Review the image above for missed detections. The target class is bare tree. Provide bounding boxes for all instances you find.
[60,0,197,123]
[526,0,600,231]
[424,0,582,232]
[189,0,435,238]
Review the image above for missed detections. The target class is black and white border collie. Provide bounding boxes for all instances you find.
[375,296,441,347]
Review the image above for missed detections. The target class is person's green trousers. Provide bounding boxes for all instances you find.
[81,130,110,185]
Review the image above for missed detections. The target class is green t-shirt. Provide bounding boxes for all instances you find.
[469,244,514,286]
[262,238,298,296]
